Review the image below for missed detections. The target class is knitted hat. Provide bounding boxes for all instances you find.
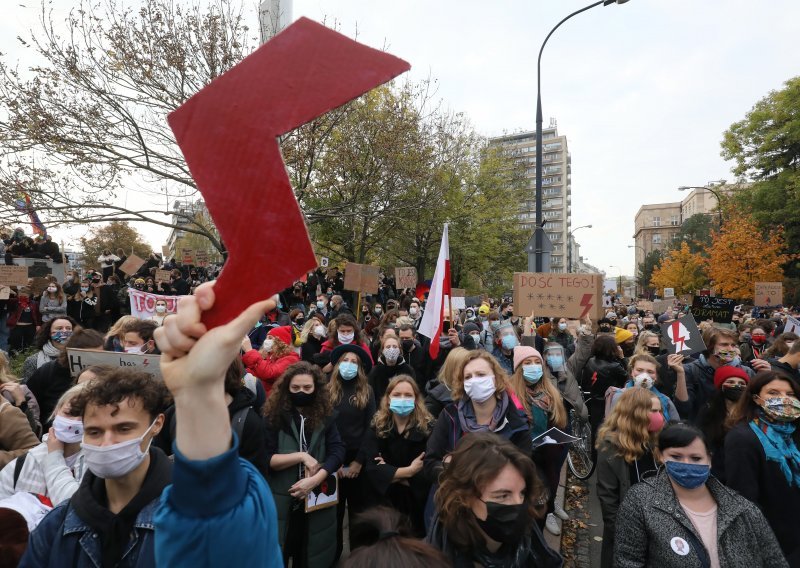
[462,321,481,336]
[713,365,750,390]
[513,346,543,371]
[267,326,293,346]
[330,344,373,374]
[478,304,490,316]
[606,311,617,320]
[615,327,634,344]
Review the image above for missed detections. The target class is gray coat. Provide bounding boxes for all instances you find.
[614,470,789,568]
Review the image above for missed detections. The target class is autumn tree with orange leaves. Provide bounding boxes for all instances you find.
[706,208,794,300]
[650,242,708,296]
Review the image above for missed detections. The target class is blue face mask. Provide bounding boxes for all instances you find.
[338,361,359,380]
[501,334,518,350]
[522,364,543,384]
[546,356,564,370]
[664,460,710,489]
[389,398,415,416]
[51,330,73,344]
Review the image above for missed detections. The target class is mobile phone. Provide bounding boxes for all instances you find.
[443,320,451,333]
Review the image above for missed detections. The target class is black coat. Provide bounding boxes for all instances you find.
[581,357,628,432]
[725,422,800,566]
[25,360,72,429]
[367,357,415,403]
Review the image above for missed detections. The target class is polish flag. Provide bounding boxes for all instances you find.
[418,224,451,359]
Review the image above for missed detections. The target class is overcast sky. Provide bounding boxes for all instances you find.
[3,0,799,275]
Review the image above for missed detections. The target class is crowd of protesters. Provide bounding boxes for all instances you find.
[0,233,794,566]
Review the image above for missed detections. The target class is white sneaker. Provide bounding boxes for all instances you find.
[554,501,569,521]
[545,513,561,536]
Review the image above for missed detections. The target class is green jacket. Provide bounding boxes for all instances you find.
[268,417,338,568]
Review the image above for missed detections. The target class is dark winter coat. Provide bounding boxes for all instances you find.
[614,470,789,568]
[25,360,72,429]
[683,355,754,423]
[367,357,415,403]
[423,379,452,419]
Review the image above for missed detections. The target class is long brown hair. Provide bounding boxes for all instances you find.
[435,433,546,551]
[328,353,372,409]
[596,387,659,463]
[264,362,332,432]
[451,350,508,402]
[262,336,293,359]
[373,375,433,437]
[726,371,800,431]
[509,361,567,429]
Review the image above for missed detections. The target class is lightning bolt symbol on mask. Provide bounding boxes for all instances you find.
[579,294,594,319]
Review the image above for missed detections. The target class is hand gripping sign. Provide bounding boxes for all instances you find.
[168,18,410,328]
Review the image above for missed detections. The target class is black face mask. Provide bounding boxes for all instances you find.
[475,501,529,545]
[643,324,657,331]
[289,390,316,407]
[721,385,745,402]
[401,339,414,352]
[599,325,613,333]
[646,345,661,357]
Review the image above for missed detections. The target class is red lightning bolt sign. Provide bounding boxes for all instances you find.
[168,18,409,328]
[670,321,686,352]
[579,293,594,319]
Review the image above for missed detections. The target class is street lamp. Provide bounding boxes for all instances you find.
[534,0,630,272]
[678,180,727,225]
[568,224,592,273]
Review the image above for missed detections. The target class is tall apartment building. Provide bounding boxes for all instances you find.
[489,124,572,271]
[166,199,222,263]
[633,186,732,269]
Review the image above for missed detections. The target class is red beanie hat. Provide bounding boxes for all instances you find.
[713,365,749,390]
[267,326,293,346]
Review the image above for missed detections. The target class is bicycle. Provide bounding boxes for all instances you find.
[567,402,596,480]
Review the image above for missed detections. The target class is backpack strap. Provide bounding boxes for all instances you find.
[13,452,27,489]
[231,408,250,442]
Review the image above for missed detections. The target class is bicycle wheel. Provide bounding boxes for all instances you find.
[567,412,596,480]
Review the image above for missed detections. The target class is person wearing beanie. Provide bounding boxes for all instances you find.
[615,327,636,358]
[461,321,484,351]
[509,345,571,536]
[697,365,750,483]
[241,325,300,396]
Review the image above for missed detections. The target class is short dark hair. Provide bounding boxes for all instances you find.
[224,358,245,396]
[658,422,708,453]
[591,335,619,361]
[397,324,416,335]
[126,319,158,343]
[70,368,170,421]
[35,316,79,350]
[57,329,105,367]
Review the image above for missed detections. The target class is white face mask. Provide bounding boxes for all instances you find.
[313,325,327,338]
[81,419,157,479]
[633,373,654,390]
[155,305,167,314]
[47,287,57,294]
[338,331,355,344]
[262,339,275,352]
[409,307,418,316]
[124,345,145,354]
[463,375,496,404]
[53,415,84,444]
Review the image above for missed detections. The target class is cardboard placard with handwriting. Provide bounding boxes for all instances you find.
[0,286,10,300]
[690,296,736,323]
[0,266,29,287]
[394,267,418,289]
[343,262,380,294]
[754,282,783,307]
[161,245,170,258]
[155,269,172,283]
[513,273,603,320]
[118,254,145,275]
[67,348,162,379]
[195,250,209,267]
[181,248,195,266]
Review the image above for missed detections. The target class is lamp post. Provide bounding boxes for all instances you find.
[535,0,630,271]
[678,180,727,226]
[628,244,646,297]
[568,224,592,273]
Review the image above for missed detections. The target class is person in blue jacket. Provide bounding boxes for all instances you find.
[152,283,283,567]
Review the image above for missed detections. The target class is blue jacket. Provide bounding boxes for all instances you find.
[20,497,159,567]
[154,435,283,567]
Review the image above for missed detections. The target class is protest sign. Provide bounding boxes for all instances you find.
[31,277,51,296]
[785,316,800,335]
[67,348,162,379]
[167,18,409,329]
[180,248,195,266]
[394,267,418,290]
[637,300,654,312]
[754,282,783,307]
[0,286,10,300]
[305,471,338,513]
[161,245,170,258]
[118,254,145,275]
[513,273,604,320]
[690,296,736,323]
[0,266,29,287]
[155,269,172,283]
[128,289,179,320]
[661,313,706,356]
[663,287,675,298]
[652,299,673,314]
[319,257,329,268]
[195,250,209,267]
[343,262,380,294]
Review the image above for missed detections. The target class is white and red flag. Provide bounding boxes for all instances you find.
[418,224,451,359]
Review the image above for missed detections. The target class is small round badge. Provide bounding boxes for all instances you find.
[670,537,689,556]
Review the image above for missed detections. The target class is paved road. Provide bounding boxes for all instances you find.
[586,473,603,566]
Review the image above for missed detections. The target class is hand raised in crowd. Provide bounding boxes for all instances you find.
[750,358,771,372]
[666,353,685,371]
[447,327,460,347]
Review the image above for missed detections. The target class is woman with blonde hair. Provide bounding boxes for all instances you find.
[0,384,86,505]
[0,351,41,437]
[365,375,433,537]
[634,330,661,357]
[510,345,569,536]
[423,350,531,484]
[596,387,665,568]
[103,314,138,352]
[299,313,328,366]
[424,346,470,418]
[241,325,300,397]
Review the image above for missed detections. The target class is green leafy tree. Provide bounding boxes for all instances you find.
[636,250,663,297]
[80,221,152,271]
[669,214,717,255]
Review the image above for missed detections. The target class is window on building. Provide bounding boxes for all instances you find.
[652,234,662,244]
[652,216,661,227]
[670,215,680,226]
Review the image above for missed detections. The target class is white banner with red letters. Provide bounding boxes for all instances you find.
[128,289,178,319]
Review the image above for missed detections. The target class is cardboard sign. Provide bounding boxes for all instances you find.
[653,299,673,314]
[343,262,380,294]
[637,300,654,313]
[394,267,418,290]
[0,266,29,287]
[319,257,329,268]
[663,287,675,298]
[161,245,170,258]
[117,254,145,275]
[785,316,800,335]
[755,282,783,307]
[513,273,604,320]
[155,269,172,283]
[0,286,10,300]
[67,348,162,379]
[128,289,179,320]
[195,250,209,267]
[661,313,706,356]
[167,17,409,329]
[30,277,51,296]
[180,248,195,266]
[690,296,736,323]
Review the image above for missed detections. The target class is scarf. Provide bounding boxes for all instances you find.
[37,342,61,367]
[458,392,509,434]
[527,390,551,439]
[71,448,172,568]
[749,415,800,488]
